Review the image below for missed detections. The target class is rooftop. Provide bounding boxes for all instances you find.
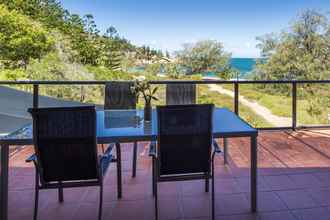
[8,130,330,220]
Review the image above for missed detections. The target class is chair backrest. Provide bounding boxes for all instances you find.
[157,104,213,176]
[166,84,196,105]
[104,82,136,109]
[28,106,99,183]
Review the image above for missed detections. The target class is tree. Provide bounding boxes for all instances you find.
[175,40,231,75]
[0,4,54,68]
[105,26,118,38]
[256,10,330,80]
[255,10,330,118]
[165,50,171,59]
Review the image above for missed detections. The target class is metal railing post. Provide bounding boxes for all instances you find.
[292,82,297,130]
[33,84,39,108]
[234,82,239,115]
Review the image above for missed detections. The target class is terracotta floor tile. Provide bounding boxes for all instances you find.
[314,172,330,187]
[219,213,259,220]
[47,187,88,204]
[182,196,211,218]
[157,198,183,220]
[109,199,153,220]
[72,202,114,220]
[180,180,209,197]
[157,182,181,198]
[291,207,330,220]
[246,191,288,212]
[214,178,241,194]
[288,173,323,189]
[216,193,250,215]
[121,182,153,201]
[308,187,330,206]
[9,174,35,190]
[258,211,296,220]
[214,165,234,179]
[276,190,318,209]
[38,202,80,220]
[263,175,296,191]
[235,176,270,192]
[83,186,117,203]
[122,170,152,185]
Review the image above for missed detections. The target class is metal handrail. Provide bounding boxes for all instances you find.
[1,79,330,84]
[0,79,330,130]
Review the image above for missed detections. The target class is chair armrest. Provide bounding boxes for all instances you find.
[149,141,157,158]
[213,139,222,154]
[100,143,115,176]
[103,143,115,157]
[26,154,37,163]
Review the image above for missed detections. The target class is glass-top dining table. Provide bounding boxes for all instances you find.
[0,108,258,220]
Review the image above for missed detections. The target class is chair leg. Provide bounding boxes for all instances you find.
[33,172,39,220]
[154,174,158,220]
[58,182,64,203]
[205,172,209,192]
[211,153,216,220]
[98,182,103,220]
[115,143,122,199]
[152,157,156,196]
[132,141,138,178]
[224,138,228,165]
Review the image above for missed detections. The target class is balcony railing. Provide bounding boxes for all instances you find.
[0,79,330,130]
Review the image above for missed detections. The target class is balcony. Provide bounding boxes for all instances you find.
[7,130,330,220]
[1,80,330,220]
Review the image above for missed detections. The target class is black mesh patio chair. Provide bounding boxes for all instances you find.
[26,106,114,220]
[149,104,222,220]
[166,83,196,105]
[104,82,139,178]
[166,84,228,165]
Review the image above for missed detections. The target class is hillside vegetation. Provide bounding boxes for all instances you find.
[0,1,329,127]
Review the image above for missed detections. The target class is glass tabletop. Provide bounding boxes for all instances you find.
[0,108,257,145]
[97,110,156,142]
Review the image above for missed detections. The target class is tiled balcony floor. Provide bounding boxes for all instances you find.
[8,130,330,220]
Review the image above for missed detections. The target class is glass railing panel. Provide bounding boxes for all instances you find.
[297,83,330,127]
[238,83,292,128]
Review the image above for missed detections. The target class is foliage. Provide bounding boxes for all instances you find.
[131,79,159,106]
[164,63,184,79]
[175,40,232,77]
[135,45,164,62]
[0,4,54,68]
[144,63,162,75]
[86,65,132,81]
[254,10,330,119]
[0,68,27,80]
[0,1,137,69]
[256,10,330,80]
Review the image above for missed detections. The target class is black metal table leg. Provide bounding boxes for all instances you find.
[132,142,137,178]
[115,143,122,199]
[0,144,9,220]
[251,136,257,212]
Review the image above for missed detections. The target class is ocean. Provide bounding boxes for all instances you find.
[203,58,256,79]
[129,57,257,79]
[230,58,256,77]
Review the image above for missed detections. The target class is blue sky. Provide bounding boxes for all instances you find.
[60,0,329,58]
